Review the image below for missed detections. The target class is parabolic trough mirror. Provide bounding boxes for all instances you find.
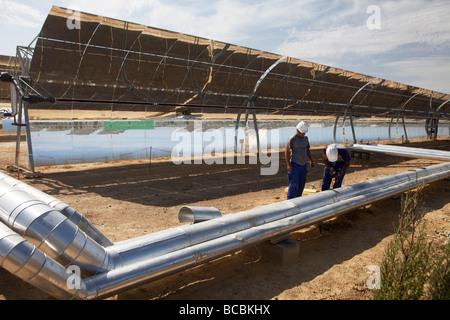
[2,118,448,168]
[1,5,449,174]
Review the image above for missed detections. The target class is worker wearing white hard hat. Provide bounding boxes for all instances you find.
[296,121,308,133]
[321,143,351,191]
[285,121,314,199]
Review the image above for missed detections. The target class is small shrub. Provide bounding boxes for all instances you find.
[373,184,431,299]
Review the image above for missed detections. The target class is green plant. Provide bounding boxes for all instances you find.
[372,183,450,300]
[426,242,450,300]
[372,184,432,300]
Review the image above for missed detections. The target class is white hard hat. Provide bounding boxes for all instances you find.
[296,121,308,133]
[326,144,338,162]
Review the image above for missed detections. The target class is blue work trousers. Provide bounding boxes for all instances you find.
[287,162,308,200]
[321,162,346,191]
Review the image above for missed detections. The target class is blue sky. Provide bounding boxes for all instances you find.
[1,0,449,94]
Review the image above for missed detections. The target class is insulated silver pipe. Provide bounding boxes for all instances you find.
[0,220,87,300]
[84,162,450,299]
[0,171,113,247]
[178,206,222,224]
[353,144,450,158]
[349,144,450,161]
[107,162,450,268]
[0,180,114,275]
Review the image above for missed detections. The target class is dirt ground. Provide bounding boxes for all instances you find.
[0,112,449,300]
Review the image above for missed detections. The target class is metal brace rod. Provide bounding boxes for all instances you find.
[234,99,260,154]
[436,99,450,113]
[333,104,357,144]
[388,89,425,141]
[349,78,377,104]
[388,114,409,142]
[7,97,38,177]
[334,78,378,144]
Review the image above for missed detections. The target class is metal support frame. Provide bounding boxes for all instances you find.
[333,79,378,144]
[12,46,37,176]
[14,46,33,78]
[427,98,450,140]
[234,98,260,155]
[425,92,443,140]
[7,96,38,177]
[388,114,409,143]
[425,114,439,140]
[333,104,357,144]
[234,56,286,154]
[436,99,450,113]
[387,89,425,143]
[2,45,48,177]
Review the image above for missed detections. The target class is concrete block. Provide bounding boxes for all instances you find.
[257,239,300,266]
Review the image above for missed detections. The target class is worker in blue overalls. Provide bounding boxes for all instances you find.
[285,121,314,199]
[321,143,351,191]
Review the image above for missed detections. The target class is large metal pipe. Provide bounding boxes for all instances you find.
[349,144,450,161]
[84,162,450,299]
[106,161,450,268]
[353,144,450,158]
[0,171,112,247]
[0,180,115,275]
[0,220,87,299]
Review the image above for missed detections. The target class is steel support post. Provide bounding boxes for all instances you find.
[333,105,357,144]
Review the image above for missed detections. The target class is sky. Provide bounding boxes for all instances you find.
[1,0,449,95]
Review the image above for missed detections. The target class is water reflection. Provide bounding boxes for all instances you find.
[2,118,447,167]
